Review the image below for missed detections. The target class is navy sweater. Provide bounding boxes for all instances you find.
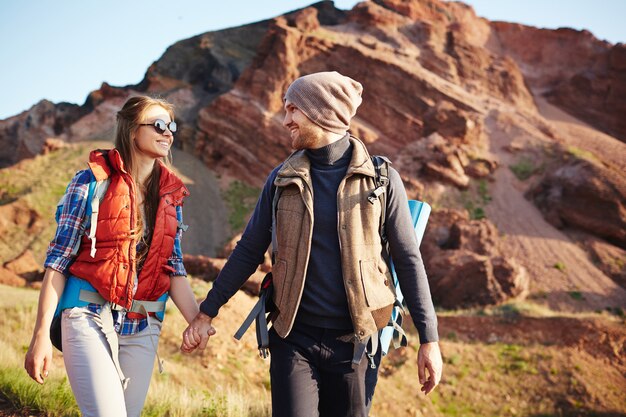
[200,135,439,343]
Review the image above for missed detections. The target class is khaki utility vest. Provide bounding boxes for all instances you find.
[271,137,395,341]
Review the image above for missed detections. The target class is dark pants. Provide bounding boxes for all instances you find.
[269,322,369,417]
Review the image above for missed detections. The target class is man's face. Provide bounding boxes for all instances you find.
[282,101,326,150]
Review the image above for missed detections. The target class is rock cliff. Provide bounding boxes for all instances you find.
[1,0,624,311]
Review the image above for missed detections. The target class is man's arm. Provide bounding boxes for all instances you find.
[181,166,280,352]
[385,168,438,342]
[384,167,442,394]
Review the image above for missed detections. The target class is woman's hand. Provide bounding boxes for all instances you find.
[24,333,53,384]
[181,312,216,353]
[24,268,66,384]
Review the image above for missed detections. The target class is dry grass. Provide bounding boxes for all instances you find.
[0,282,271,417]
[2,282,625,417]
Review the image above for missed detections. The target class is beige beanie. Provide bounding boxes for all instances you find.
[284,71,363,134]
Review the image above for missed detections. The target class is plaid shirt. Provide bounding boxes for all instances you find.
[45,169,188,335]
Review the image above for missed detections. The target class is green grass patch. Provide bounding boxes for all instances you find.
[461,179,491,220]
[568,291,585,301]
[0,365,79,417]
[477,179,491,204]
[553,262,566,272]
[509,157,538,181]
[463,199,485,220]
[498,344,538,374]
[222,180,260,232]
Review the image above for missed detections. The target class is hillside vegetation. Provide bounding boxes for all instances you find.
[1,282,624,417]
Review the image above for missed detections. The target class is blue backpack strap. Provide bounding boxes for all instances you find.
[378,199,432,356]
[56,276,98,311]
[67,170,97,256]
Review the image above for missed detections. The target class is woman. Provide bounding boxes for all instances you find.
[24,96,199,417]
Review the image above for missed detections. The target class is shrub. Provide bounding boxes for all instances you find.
[509,158,537,181]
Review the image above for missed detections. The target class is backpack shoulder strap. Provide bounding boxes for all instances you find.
[369,155,391,249]
[68,170,97,256]
[87,177,111,258]
[85,151,113,258]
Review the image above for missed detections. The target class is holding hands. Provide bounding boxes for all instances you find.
[181,312,216,353]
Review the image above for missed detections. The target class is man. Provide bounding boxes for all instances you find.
[181,71,442,417]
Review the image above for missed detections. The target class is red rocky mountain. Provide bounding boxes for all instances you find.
[1,0,624,311]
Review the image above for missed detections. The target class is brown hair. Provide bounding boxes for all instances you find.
[115,96,175,265]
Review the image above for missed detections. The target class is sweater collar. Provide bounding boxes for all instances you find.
[277,135,375,181]
[305,134,351,167]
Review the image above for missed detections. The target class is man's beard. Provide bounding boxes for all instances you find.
[291,123,324,150]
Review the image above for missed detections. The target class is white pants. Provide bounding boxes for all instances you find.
[61,307,162,417]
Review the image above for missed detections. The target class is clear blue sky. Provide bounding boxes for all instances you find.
[1,0,623,120]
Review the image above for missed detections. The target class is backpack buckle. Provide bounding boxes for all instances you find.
[368,186,385,204]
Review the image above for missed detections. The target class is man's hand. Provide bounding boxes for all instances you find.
[180,312,216,353]
[417,341,443,395]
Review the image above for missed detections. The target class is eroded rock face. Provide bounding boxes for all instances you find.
[528,158,626,248]
[3,250,43,282]
[0,201,41,236]
[182,254,224,282]
[0,100,87,167]
[0,267,27,287]
[491,23,626,142]
[431,252,528,308]
[191,1,526,185]
[546,44,626,143]
[182,254,265,296]
[422,209,529,308]
[584,238,626,289]
[41,137,68,154]
[395,132,497,189]
[0,0,623,308]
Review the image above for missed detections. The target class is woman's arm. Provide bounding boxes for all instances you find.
[24,268,66,384]
[25,170,91,383]
[167,204,199,324]
[169,275,200,324]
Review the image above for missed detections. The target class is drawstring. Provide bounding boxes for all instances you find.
[98,303,130,389]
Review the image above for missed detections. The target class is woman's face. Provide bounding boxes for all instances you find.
[134,105,174,159]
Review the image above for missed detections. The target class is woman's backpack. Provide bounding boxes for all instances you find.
[49,171,110,351]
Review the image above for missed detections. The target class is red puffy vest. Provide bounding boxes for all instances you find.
[69,149,189,312]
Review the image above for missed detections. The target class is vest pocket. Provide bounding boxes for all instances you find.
[272,259,288,310]
[359,259,394,309]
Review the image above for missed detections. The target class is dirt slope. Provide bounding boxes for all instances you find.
[170,147,231,256]
[484,106,626,312]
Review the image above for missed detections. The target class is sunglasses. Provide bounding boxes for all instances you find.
[139,119,177,134]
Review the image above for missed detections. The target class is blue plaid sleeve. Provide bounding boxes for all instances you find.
[168,205,187,277]
[44,169,92,275]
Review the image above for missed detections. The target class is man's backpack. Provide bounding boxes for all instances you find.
[49,170,110,351]
[370,156,431,357]
[234,155,431,360]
